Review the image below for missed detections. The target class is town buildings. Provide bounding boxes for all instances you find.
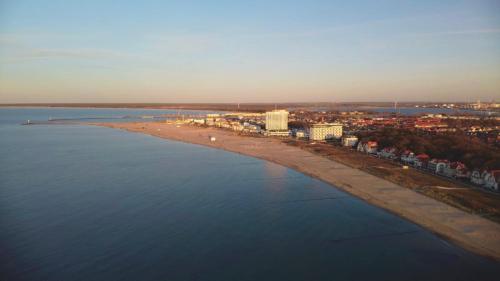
[177,109,499,192]
[309,123,343,141]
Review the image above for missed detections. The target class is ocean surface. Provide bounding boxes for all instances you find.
[1,108,499,281]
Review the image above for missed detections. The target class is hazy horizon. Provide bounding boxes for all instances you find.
[1,0,499,103]
[0,100,495,105]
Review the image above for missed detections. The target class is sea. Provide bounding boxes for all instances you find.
[1,107,499,281]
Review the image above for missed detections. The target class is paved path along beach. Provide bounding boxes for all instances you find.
[96,122,500,260]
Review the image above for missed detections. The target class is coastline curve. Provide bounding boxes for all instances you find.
[93,122,500,261]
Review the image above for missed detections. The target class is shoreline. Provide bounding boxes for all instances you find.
[94,122,500,261]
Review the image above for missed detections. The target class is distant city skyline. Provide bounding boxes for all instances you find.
[0,0,499,103]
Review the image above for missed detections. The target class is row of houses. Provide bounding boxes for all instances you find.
[356,141,499,192]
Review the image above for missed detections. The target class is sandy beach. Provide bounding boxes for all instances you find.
[95,122,500,260]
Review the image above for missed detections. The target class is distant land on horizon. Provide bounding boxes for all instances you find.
[0,102,477,112]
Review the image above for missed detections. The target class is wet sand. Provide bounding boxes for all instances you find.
[95,122,500,260]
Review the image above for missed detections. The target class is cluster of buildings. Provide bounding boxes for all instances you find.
[178,109,498,193]
[260,110,499,147]
[344,115,455,133]
[185,113,265,133]
[468,100,500,110]
[354,141,499,192]
[263,110,343,140]
[263,110,344,141]
[414,101,500,110]
[333,114,500,146]
[183,109,344,141]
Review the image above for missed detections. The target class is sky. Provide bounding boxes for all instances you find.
[0,0,499,103]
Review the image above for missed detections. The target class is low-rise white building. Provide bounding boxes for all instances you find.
[243,124,261,133]
[414,154,430,168]
[483,170,500,191]
[357,141,378,154]
[378,147,398,160]
[470,170,484,185]
[341,135,358,147]
[436,161,448,174]
[400,150,417,165]
[190,118,206,125]
[309,123,342,141]
[264,130,290,137]
[427,159,448,173]
[294,130,308,139]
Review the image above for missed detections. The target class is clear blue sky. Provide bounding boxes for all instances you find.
[0,0,499,103]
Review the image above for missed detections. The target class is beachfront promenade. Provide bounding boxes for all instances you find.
[96,122,500,260]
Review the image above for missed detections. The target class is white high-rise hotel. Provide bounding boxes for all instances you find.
[265,110,289,136]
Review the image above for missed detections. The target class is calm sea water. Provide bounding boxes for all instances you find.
[1,108,499,281]
[0,107,217,125]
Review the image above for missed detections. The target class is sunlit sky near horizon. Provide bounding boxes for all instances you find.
[0,0,499,103]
